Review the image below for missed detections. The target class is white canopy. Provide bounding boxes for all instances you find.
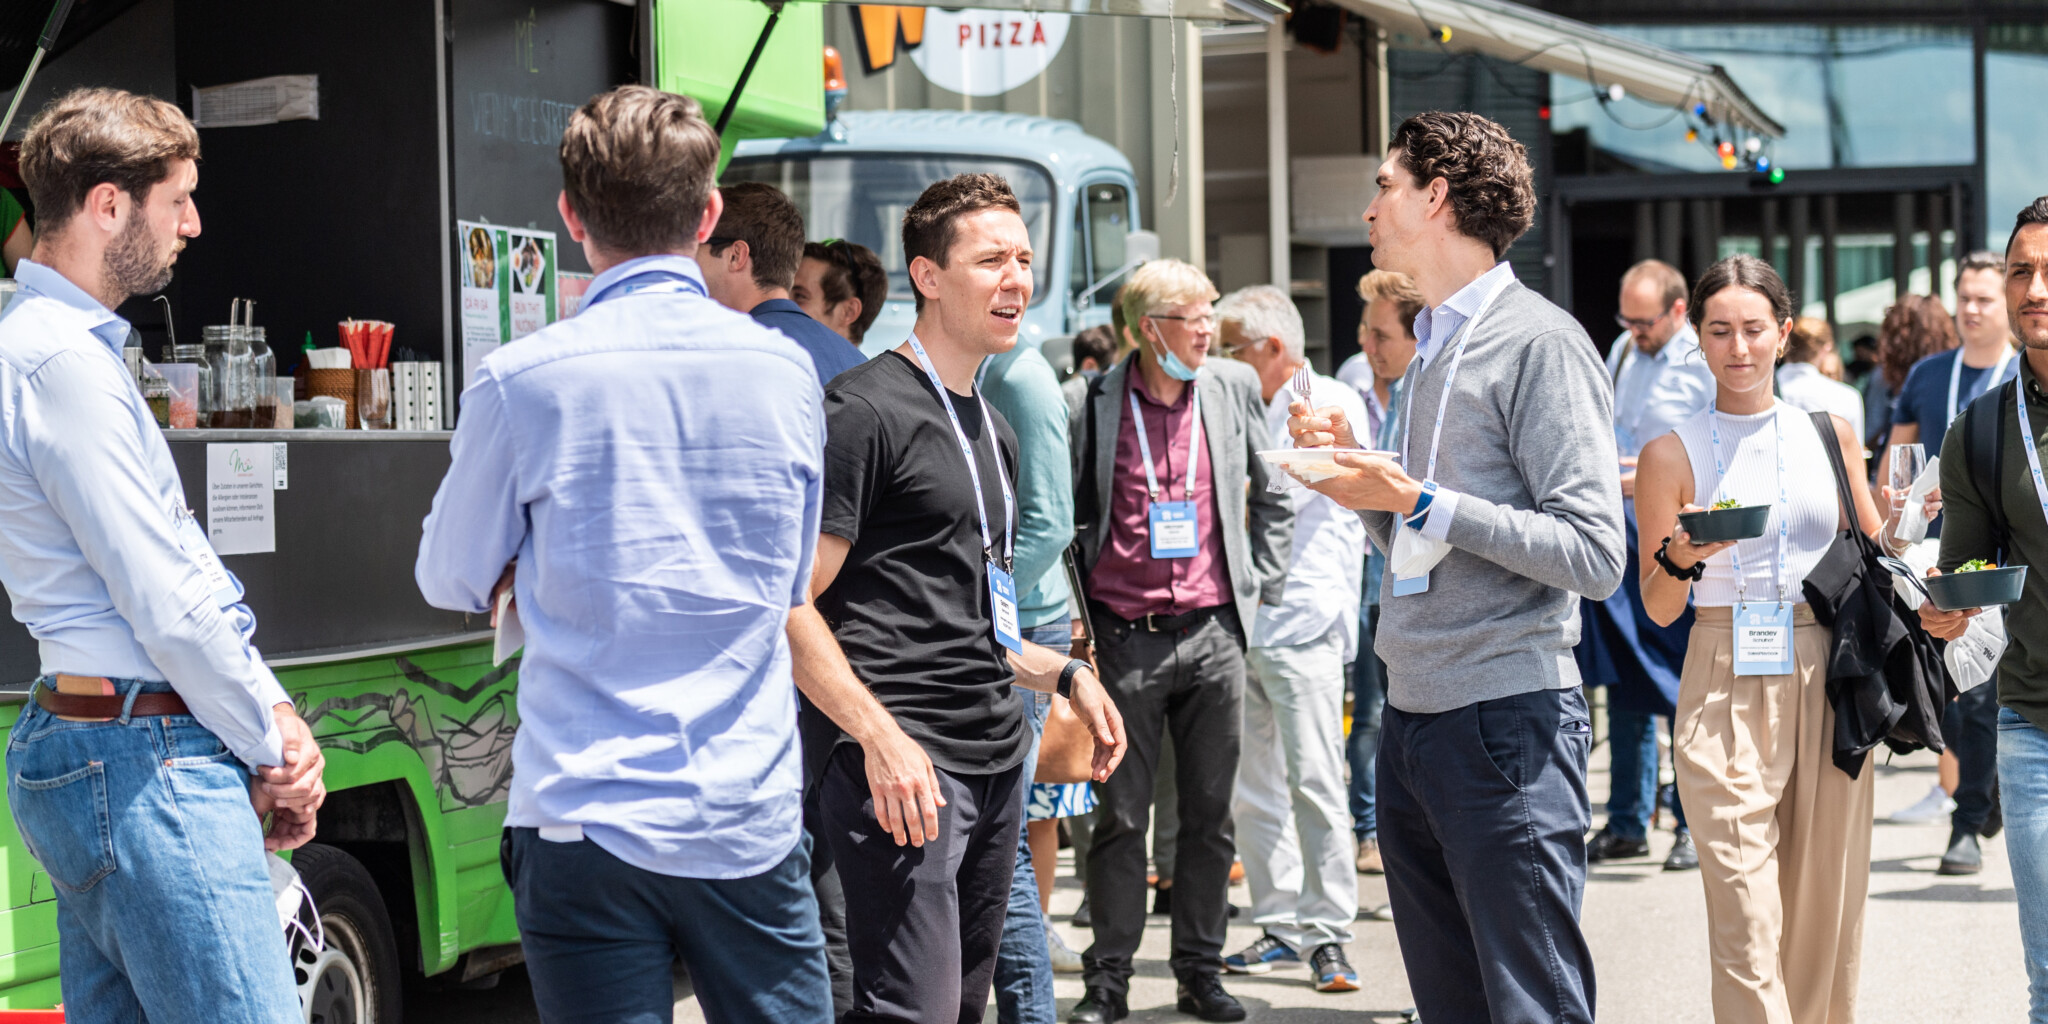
[1328,0,1784,138]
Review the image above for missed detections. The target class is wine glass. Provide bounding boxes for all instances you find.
[1889,443,1927,516]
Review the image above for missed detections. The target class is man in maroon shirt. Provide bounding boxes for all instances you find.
[1067,258,1293,1022]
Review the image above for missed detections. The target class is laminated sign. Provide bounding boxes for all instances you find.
[457,220,558,385]
[206,443,275,556]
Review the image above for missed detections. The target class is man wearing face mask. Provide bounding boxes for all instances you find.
[1067,258,1293,1023]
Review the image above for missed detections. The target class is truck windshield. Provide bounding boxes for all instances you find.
[722,154,1054,306]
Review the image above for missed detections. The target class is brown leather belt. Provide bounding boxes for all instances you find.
[37,675,189,720]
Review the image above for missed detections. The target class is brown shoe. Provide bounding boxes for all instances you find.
[1355,836,1384,874]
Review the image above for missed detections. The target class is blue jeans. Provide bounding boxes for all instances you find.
[503,826,831,1023]
[1605,709,1685,841]
[1349,603,1386,837]
[7,679,301,1024]
[993,622,1063,1024]
[2000,706,2048,1022]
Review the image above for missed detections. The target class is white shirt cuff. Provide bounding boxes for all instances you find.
[1420,489,1461,543]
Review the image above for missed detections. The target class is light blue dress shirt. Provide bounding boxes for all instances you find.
[416,255,825,880]
[0,261,288,768]
[1401,261,1520,540]
[1606,323,1715,458]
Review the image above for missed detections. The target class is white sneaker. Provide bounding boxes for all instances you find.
[1888,784,1957,824]
[1045,916,1084,973]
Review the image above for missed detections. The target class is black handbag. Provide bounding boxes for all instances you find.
[1799,411,1953,778]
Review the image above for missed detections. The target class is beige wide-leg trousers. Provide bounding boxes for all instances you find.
[1675,605,1875,1024]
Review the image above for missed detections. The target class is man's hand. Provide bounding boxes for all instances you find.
[255,704,326,816]
[1918,567,1981,641]
[1619,455,1639,500]
[1287,401,1362,450]
[1063,666,1127,782]
[250,785,318,852]
[863,724,947,848]
[1301,452,1425,514]
[488,561,516,626]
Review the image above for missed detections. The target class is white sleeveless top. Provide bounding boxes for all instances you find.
[1672,403,1842,608]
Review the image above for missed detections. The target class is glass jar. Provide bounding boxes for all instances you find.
[249,327,275,428]
[141,374,171,429]
[203,326,256,429]
[167,342,212,424]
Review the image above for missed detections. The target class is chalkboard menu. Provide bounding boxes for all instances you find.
[449,0,635,277]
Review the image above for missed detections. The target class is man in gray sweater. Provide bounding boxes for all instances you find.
[1289,111,1623,1023]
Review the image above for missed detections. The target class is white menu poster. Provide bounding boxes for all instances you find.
[457,221,558,386]
[206,442,275,556]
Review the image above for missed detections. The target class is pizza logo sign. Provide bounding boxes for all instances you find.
[849,5,1071,98]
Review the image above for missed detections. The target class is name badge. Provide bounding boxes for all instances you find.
[1390,572,1430,597]
[988,560,1024,653]
[1732,602,1794,676]
[173,508,243,609]
[1148,501,1199,559]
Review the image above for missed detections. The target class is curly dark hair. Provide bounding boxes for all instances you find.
[802,239,887,343]
[1877,293,1960,393]
[1389,111,1535,259]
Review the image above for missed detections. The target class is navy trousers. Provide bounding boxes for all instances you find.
[1379,686,1597,1024]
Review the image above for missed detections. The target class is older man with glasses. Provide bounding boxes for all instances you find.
[1580,258,1716,871]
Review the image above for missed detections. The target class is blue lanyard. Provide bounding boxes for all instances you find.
[2013,381,2048,533]
[1707,403,1791,605]
[905,335,1015,566]
[1128,387,1202,503]
[581,269,707,310]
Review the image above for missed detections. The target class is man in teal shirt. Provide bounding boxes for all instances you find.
[980,338,1080,1022]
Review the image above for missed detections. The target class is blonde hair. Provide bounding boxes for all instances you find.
[1356,270,1425,335]
[1120,258,1218,336]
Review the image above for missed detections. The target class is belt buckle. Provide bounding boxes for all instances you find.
[1142,613,1160,632]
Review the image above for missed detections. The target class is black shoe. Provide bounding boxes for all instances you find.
[1940,829,1984,875]
[1152,884,1173,916]
[1072,895,1092,928]
[1663,829,1699,872]
[1070,986,1129,1023]
[1983,784,2005,840]
[1585,826,1650,862]
[1176,973,1248,1022]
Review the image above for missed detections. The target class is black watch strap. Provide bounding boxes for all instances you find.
[1654,537,1705,582]
[1057,659,1088,701]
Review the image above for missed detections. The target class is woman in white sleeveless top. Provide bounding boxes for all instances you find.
[1636,254,1888,1024]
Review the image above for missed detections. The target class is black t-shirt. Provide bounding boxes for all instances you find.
[820,351,1027,775]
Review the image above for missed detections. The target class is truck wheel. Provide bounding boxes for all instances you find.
[293,843,404,1024]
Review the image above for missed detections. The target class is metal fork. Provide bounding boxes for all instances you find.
[1290,364,1314,405]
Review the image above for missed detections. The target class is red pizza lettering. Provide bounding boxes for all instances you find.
[1011,21,1024,46]
[1032,21,1048,44]
[961,24,972,45]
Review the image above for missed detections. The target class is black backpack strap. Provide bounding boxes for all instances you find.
[1810,411,1858,526]
[1964,379,2014,563]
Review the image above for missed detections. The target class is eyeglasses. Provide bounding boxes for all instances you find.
[1146,313,1217,330]
[1615,307,1676,332]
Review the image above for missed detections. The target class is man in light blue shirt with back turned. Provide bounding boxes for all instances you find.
[416,86,832,1020]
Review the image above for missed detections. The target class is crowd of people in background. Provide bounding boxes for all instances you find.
[16,78,2048,1024]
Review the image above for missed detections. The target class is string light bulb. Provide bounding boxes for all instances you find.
[1769,166,1787,185]
[1717,140,1735,159]
[1685,128,1698,143]
[1721,151,1739,170]
[1607,83,1626,103]
[1744,136,1763,154]
[1435,24,1452,43]
[1693,103,1708,118]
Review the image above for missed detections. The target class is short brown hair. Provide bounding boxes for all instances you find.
[802,239,887,342]
[1957,250,2005,286]
[1356,270,1424,337]
[19,87,199,237]
[1877,293,1960,392]
[1785,316,1836,365]
[902,173,1021,311]
[713,182,806,291]
[1621,259,1688,310]
[559,86,720,257]
[1389,111,1535,259]
[1690,255,1794,330]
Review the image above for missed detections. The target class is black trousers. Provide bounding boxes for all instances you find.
[822,743,1024,1024]
[1947,681,2000,834]
[1081,605,1245,994]
[1379,686,1597,1024]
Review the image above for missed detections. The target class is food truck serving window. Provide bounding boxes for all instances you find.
[722,155,1055,306]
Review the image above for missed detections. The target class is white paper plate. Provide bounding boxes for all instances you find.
[1256,447,1399,482]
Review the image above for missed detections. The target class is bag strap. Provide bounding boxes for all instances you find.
[1810,410,1858,528]
[1965,378,2014,563]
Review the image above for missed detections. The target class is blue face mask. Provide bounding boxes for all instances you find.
[1147,330,1202,382]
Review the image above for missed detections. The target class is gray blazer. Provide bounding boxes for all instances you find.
[1070,353,1292,637]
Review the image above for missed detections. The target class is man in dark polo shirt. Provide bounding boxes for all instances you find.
[702,180,865,383]
[786,173,1125,1023]
[1068,258,1292,1022]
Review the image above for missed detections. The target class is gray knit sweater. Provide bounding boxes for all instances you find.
[1363,279,1625,714]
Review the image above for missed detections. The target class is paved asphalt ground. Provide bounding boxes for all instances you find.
[413,743,2028,1022]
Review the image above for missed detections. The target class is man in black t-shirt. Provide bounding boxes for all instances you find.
[786,174,1126,1022]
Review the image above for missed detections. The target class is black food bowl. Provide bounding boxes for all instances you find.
[1677,505,1773,543]
[1924,565,2028,611]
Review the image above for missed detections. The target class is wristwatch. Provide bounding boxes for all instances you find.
[1057,659,1090,700]
[1654,537,1705,582]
